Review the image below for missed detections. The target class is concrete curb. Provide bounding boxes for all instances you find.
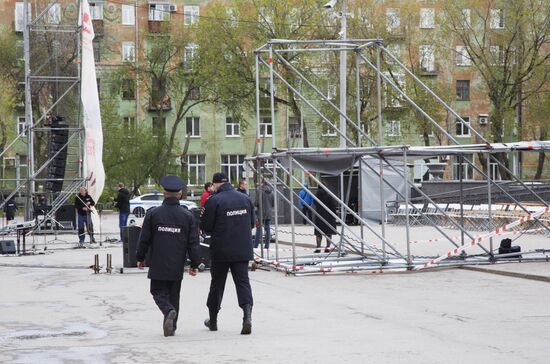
[460,265,550,283]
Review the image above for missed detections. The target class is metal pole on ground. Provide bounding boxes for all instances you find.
[376,45,387,263]
[487,153,494,260]
[272,156,278,260]
[459,154,465,246]
[403,148,411,267]
[289,154,295,269]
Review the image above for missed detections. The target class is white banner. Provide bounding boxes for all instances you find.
[80,0,105,203]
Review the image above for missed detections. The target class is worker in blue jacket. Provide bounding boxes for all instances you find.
[298,182,314,224]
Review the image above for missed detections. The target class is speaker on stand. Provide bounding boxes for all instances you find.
[45,116,69,194]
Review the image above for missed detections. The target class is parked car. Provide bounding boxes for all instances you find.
[129,193,198,217]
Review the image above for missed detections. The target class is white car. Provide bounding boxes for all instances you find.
[129,193,198,217]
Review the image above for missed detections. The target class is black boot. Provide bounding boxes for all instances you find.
[204,310,218,331]
[241,304,252,335]
[163,310,177,337]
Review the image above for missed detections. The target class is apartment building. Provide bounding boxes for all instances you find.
[1,0,547,192]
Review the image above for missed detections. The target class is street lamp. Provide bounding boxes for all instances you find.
[324,0,347,148]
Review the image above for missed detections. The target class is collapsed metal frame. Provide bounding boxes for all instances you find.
[252,39,550,275]
[0,1,85,237]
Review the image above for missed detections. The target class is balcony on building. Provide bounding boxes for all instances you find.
[148,20,171,34]
[148,96,172,111]
[92,19,104,36]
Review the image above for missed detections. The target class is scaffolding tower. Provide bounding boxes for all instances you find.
[0,0,85,233]
[252,39,550,275]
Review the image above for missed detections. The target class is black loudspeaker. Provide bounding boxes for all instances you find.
[46,116,69,193]
[55,204,76,230]
[0,240,16,254]
[123,225,142,268]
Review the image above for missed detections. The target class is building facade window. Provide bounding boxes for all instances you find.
[184,43,198,70]
[122,42,135,62]
[225,117,240,137]
[419,8,435,29]
[289,118,301,138]
[327,82,337,100]
[186,155,206,186]
[46,3,61,24]
[321,120,337,137]
[15,2,31,32]
[122,4,135,25]
[490,45,504,65]
[186,117,200,137]
[184,5,199,25]
[17,117,26,136]
[455,46,471,66]
[259,117,273,137]
[93,40,100,62]
[123,116,136,135]
[455,117,470,136]
[385,120,401,137]
[490,9,504,29]
[386,43,401,64]
[221,155,245,183]
[386,8,400,33]
[384,72,405,108]
[89,2,103,20]
[152,116,166,136]
[149,3,170,21]
[419,45,435,72]
[187,86,200,100]
[461,9,471,28]
[452,155,474,180]
[122,79,135,100]
[456,80,470,101]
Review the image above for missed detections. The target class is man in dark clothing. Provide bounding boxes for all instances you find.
[201,172,255,335]
[236,179,248,194]
[3,196,17,225]
[136,175,200,337]
[74,187,96,245]
[254,180,274,251]
[114,183,131,241]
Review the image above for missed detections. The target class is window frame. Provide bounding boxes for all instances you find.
[15,2,31,32]
[386,8,400,33]
[152,116,166,137]
[149,3,170,21]
[419,8,435,29]
[89,2,103,20]
[186,154,206,186]
[17,116,27,136]
[122,4,135,25]
[122,41,135,62]
[220,154,246,184]
[419,45,435,72]
[259,117,273,137]
[183,5,199,25]
[385,120,401,137]
[490,9,504,29]
[225,117,240,137]
[455,46,471,66]
[456,80,470,101]
[455,116,471,137]
[185,116,200,138]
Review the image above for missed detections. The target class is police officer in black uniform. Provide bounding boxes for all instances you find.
[136,175,201,337]
[201,172,255,335]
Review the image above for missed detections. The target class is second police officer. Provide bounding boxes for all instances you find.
[200,172,255,335]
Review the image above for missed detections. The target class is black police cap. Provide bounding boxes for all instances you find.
[160,175,186,192]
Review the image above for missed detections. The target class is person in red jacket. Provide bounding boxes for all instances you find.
[200,182,213,208]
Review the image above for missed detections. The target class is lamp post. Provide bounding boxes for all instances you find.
[324,0,347,148]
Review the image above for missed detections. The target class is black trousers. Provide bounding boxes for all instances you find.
[302,206,312,224]
[207,261,253,312]
[150,279,182,325]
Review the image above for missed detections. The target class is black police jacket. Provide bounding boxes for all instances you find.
[114,188,131,213]
[200,182,255,262]
[136,197,200,281]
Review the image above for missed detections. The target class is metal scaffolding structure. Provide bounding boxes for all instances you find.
[252,39,550,275]
[0,0,85,237]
